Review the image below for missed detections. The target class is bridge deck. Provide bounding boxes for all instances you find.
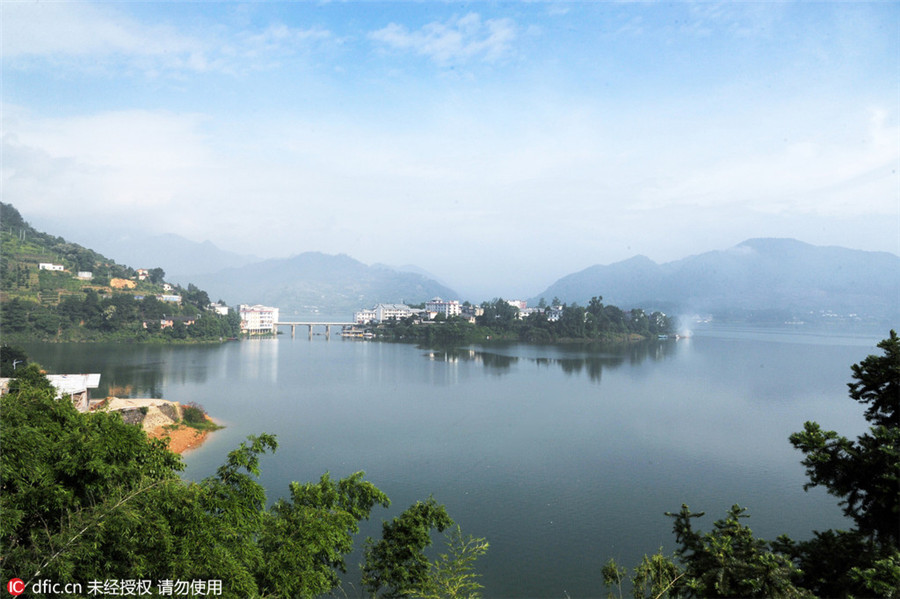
[275,322,356,326]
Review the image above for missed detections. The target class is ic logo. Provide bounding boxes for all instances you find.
[6,579,24,596]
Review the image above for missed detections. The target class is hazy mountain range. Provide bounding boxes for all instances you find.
[89,233,262,279]
[87,231,898,323]
[532,238,900,323]
[183,252,458,321]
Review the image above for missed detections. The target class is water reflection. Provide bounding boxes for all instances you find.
[423,339,679,383]
[21,342,233,399]
[239,339,279,383]
[425,348,518,371]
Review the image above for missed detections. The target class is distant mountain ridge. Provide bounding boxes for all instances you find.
[88,233,261,282]
[532,238,900,322]
[186,252,459,321]
[8,202,894,325]
[85,233,458,320]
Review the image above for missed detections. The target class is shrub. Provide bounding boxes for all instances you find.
[181,402,207,425]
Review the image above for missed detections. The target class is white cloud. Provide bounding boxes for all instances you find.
[1,2,333,76]
[369,13,516,65]
[3,4,200,59]
[238,24,332,60]
[2,107,218,223]
[632,106,899,218]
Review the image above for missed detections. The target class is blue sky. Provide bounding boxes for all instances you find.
[3,1,898,298]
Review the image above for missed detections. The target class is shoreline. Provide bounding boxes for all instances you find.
[148,420,215,454]
[98,397,219,455]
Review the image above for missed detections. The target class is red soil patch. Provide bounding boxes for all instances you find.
[148,424,210,454]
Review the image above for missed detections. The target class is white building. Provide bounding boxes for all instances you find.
[355,308,377,324]
[355,303,414,324]
[0,374,101,413]
[39,263,65,271]
[209,304,229,316]
[76,271,93,280]
[425,297,461,319]
[375,303,413,322]
[240,304,279,334]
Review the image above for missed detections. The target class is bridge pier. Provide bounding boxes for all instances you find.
[274,321,356,341]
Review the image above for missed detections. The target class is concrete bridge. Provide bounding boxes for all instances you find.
[275,321,356,340]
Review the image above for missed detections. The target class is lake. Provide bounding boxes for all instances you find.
[23,326,883,598]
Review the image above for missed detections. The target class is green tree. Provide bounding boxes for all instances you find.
[0,344,28,376]
[630,551,683,599]
[6,362,55,395]
[847,329,899,429]
[612,331,900,599]
[362,497,454,598]
[0,298,29,332]
[148,267,165,285]
[256,471,390,596]
[603,550,684,599]
[476,298,519,328]
[664,504,810,598]
[601,557,628,599]
[183,283,211,309]
[0,371,183,585]
[782,330,900,596]
[1,372,484,598]
[789,331,899,544]
[411,525,489,599]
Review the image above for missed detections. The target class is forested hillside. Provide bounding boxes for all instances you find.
[0,203,239,342]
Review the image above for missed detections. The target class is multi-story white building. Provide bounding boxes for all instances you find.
[425,297,461,319]
[355,303,414,324]
[240,304,279,334]
[355,308,377,324]
[375,303,413,322]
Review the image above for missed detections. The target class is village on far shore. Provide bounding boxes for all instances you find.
[237,297,566,336]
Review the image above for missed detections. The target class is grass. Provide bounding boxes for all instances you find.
[180,402,224,432]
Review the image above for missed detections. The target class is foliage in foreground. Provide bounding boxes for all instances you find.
[604,331,900,598]
[0,367,487,598]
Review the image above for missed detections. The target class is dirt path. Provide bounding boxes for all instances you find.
[148,424,210,454]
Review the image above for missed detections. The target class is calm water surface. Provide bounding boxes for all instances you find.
[24,327,881,598]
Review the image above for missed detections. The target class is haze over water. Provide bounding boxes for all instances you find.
[24,326,881,597]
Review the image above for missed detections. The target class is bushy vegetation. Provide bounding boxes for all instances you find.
[374,297,673,345]
[178,402,223,433]
[604,331,900,598]
[0,293,240,342]
[0,367,488,598]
